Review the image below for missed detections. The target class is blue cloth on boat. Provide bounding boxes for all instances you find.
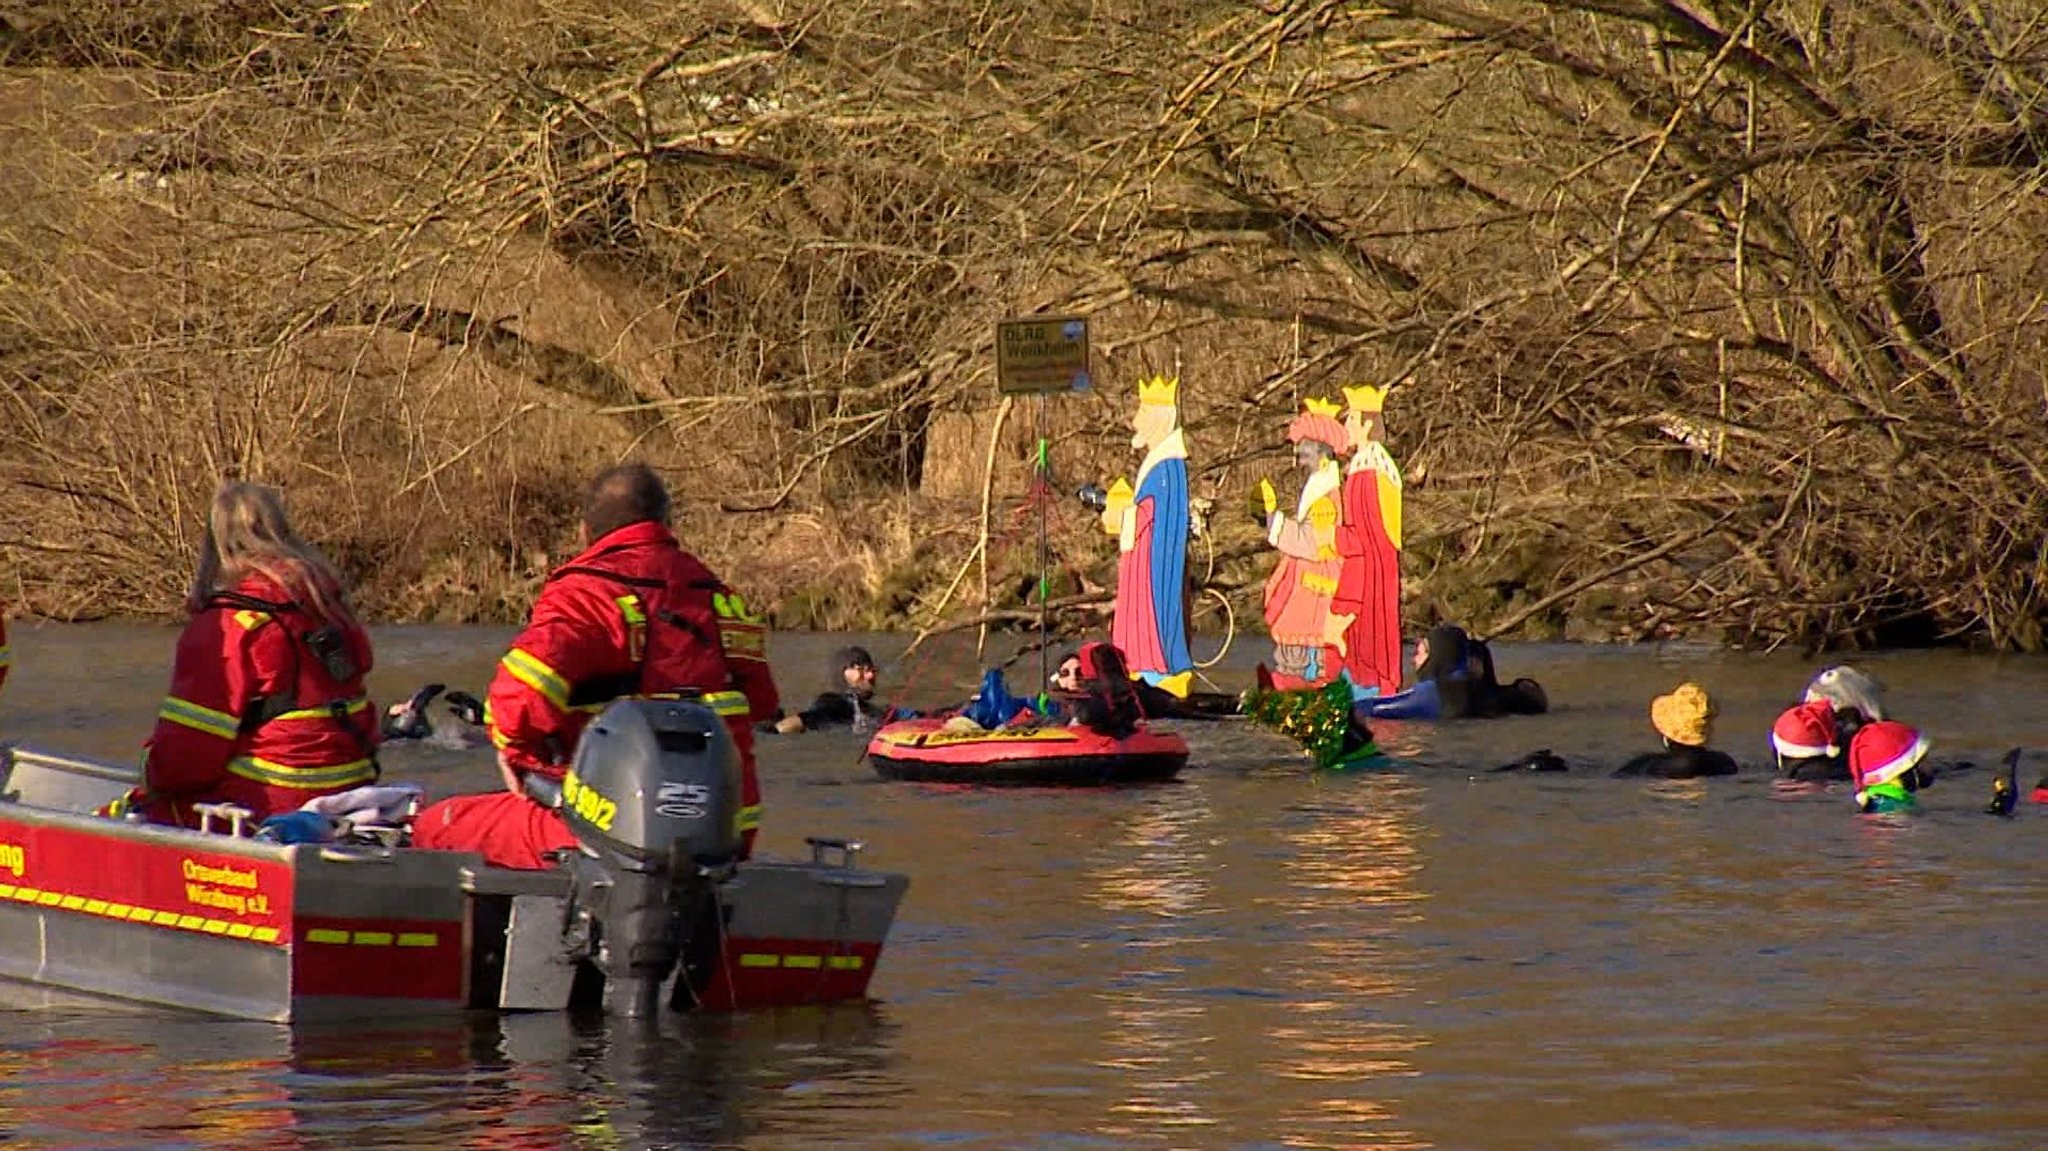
[960,668,1037,729]
[258,810,335,844]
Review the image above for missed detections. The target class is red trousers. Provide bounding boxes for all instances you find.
[411,791,757,870]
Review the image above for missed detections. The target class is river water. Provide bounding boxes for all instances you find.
[0,623,2043,1150]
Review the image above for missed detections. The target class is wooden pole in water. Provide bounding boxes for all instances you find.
[1036,390,1051,694]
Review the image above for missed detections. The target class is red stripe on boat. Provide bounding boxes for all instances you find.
[291,917,467,1002]
[693,936,884,1012]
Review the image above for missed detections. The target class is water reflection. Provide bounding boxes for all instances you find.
[1263,774,1431,1150]
[0,1006,901,1151]
[1085,785,1223,1140]
[4,629,2047,1149]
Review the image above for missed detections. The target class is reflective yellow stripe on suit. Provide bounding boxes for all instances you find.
[701,690,749,718]
[265,697,371,724]
[226,755,377,790]
[500,648,571,710]
[158,696,241,741]
[737,804,761,831]
[0,643,11,670]
[597,690,751,718]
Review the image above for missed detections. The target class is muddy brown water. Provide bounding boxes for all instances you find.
[0,623,2043,1150]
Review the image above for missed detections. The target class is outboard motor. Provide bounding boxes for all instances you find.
[555,697,742,1018]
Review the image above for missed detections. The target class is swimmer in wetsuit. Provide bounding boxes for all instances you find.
[1361,623,1550,721]
[1848,720,1937,812]
[1770,699,1848,782]
[1614,681,1739,779]
[766,645,911,734]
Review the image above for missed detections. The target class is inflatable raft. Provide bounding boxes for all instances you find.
[865,718,1189,786]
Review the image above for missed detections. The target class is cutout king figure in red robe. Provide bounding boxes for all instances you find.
[1260,398,1348,689]
[1328,384,1403,698]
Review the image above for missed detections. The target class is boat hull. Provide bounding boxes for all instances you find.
[864,719,1189,786]
[0,747,908,1021]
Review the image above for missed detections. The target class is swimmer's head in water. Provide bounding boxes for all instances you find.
[1849,720,1930,805]
[381,683,445,741]
[1804,665,1885,723]
[832,645,878,696]
[1771,700,1840,762]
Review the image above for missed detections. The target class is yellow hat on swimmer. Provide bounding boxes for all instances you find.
[1650,682,1715,748]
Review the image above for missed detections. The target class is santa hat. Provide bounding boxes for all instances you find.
[1849,720,1929,793]
[1770,701,1840,760]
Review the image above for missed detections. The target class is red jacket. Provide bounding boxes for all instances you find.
[485,521,779,835]
[142,573,380,827]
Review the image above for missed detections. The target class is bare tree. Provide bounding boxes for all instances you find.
[1,0,2042,648]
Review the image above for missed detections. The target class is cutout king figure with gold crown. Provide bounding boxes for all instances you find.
[1259,397,1350,689]
[1097,375,1193,695]
[1328,384,1403,697]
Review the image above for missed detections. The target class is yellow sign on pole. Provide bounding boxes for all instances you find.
[995,315,1092,395]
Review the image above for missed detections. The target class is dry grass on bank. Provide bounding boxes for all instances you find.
[2,1,2045,650]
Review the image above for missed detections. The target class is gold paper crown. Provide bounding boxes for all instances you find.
[1303,397,1343,418]
[1137,375,1180,406]
[1343,384,1387,413]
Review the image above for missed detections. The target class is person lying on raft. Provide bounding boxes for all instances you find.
[941,643,1145,740]
[1613,682,1739,779]
[1358,623,1548,721]
[1047,649,1239,721]
[762,645,917,734]
[1063,642,1144,738]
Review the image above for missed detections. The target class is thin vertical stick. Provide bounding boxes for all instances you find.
[975,396,1015,659]
[1035,391,1051,693]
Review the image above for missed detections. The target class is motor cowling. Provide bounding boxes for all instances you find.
[556,698,744,1018]
[560,697,743,871]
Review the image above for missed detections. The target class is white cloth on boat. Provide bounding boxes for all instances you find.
[301,784,425,825]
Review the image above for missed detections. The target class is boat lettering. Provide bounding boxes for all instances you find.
[182,858,259,889]
[0,842,23,879]
[181,857,269,917]
[561,772,618,833]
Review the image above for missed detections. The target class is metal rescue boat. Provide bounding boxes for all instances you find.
[0,698,909,1022]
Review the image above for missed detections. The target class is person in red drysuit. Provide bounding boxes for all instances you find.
[411,462,780,869]
[137,481,380,827]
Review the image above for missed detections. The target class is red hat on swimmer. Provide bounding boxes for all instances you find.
[1770,701,1840,761]
[1849,720,1929,792]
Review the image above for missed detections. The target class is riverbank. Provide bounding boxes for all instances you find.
[2,3,2043,650]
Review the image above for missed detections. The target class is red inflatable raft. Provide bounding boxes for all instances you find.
[864,718,1189,786]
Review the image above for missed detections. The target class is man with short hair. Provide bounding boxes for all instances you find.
[412,463,780,868]
[769,645,892,734]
